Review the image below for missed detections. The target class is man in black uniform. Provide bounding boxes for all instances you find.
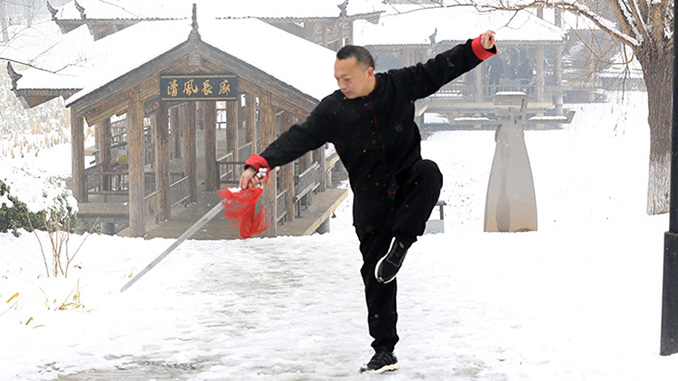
[240,30,496,374]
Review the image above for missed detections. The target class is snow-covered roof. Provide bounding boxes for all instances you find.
[11,14,338,105]
[353,6,566,46]
[198,19,338,102]
[53,0,386,20]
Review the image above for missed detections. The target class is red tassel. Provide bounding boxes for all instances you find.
[217,174,270,239]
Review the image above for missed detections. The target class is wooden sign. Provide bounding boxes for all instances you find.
[160,74,238,101]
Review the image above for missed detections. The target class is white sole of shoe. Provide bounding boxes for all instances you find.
[362,362,400,374]
[374,254,395,284]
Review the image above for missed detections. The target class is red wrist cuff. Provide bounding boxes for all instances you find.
[245,154,270,171]
[471,35,496,61]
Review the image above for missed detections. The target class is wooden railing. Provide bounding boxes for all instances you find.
[170,175,190,207]
[144,189,162,222]
[144,175,190,222]
[483,84,536,100]
[85,165,129,202]
[85,163,105,191]
[295,162,320,201]
[427,83,540,103]
[276,188,289,224]
[428,82,473,100]
[217,152,246,186]
[238,142,253,162]
[294,162,320,217]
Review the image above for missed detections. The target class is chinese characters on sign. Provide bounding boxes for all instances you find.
[160,74,238,101]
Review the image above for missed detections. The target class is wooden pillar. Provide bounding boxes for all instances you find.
[100,118,111,191]
[226,97,238,160]
[348,20,353,45]
[536,45,545,102]
[204,101,218,191]
[281,112,295,220]
[70,107,87,202]
[322,24,328,47]
[260,91,277,236]
[260,92,275,150]
[127,85,146,237]
[246,93,256,151]
[555,42,564,114]
[156,102,171,220]
[319,145,327,192]
[183,102,198,202]
[170,105,181,159]
[338,21,344,49]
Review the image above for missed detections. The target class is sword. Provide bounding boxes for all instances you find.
[120,169,267,293]
[119,200,225,292]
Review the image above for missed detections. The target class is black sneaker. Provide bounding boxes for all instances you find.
[359,351,400,374]
[375,239,408,284]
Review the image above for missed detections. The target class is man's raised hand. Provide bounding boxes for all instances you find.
[481,30,496,50]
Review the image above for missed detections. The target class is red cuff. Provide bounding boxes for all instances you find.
[471,34,496,61]
[245,154,270,171]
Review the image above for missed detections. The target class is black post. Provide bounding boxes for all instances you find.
[660,0,678,356]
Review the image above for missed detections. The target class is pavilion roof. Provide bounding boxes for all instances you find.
[10,12,338,107]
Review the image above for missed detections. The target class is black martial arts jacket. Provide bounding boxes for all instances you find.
[247,37,496,232]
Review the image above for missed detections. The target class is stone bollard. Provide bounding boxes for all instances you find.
[484,92,537,232]
[483,92,574,232]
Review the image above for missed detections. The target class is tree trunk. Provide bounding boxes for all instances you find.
[639,48,673,215]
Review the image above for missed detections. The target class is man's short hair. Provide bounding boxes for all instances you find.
[336,45,375,69]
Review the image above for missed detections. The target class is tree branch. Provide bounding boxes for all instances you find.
[476,1,640,47]
[650,0,672,42]
[1,57,61,74]
[625,0,652,43]
[381,0,475,16]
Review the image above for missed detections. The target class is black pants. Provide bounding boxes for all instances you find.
[356,159,443,352]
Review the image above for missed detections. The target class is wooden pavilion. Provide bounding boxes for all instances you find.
[353,6,570,124]
[9,5,350,238]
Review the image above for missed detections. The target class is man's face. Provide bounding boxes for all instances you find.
[334,57,374,99]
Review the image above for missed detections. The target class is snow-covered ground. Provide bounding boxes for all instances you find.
[2,91,678,379]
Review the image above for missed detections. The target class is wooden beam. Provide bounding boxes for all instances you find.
[203,101,218,191]
[70,107,87,202]
[156,102,171,220]
[127,85,146,237]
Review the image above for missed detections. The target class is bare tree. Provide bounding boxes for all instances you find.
[473,0,672,215]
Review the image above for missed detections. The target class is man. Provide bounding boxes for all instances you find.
[240,31,496,374]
